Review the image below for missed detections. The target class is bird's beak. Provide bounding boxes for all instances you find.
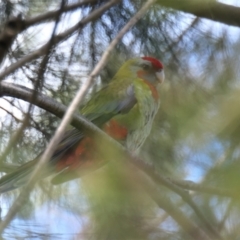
[156,70,165,84]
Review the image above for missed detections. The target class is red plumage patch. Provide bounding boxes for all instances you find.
[103,119,128,140]
[57,120,128,171]
[56,137,93,171]
[142,56,163,70]
[142,79,159,101]
[56,120,128,172]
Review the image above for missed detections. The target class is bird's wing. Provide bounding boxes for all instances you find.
[51,78,161,185]
[51,79,137,164]
[51,80,139,185]
[81,81,136,126]
[0,156,43,193]
[0,129,84,193]
[0,79,137,192]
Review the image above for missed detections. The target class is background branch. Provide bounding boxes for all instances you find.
[158,0,240,27]
[0,0,119,75]
[0,0,97,66]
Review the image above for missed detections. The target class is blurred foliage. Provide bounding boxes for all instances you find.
[1,0,240,239]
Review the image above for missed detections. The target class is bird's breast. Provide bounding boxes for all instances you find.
[103,119,128,140]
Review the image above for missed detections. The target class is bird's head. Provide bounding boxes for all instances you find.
[118,56,164,85]
[139,57,164,84]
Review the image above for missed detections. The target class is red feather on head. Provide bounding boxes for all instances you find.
[142,56,163,70]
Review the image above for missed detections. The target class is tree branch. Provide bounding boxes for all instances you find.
[24,0,98,28]
[0,0,119,79]
[0,0,67,172]
[168,178,238,198]
[0,15,25,64]
[134,169,212,240]
[131,157,223,240]
[0,82,107,137]
[158,0,240,27]
[0,0,98,66]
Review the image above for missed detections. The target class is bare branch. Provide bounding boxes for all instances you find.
[0,0,120,80]
[134,169,212,240]
[0,15,25,64]
[24,0,98,28]
[131,157,223,240]
[0,1,67,174]
[0,68,223,240]
[0,0,98,66]
[0,82,106,137]
[168,178,238,198]
[158,0,240,27]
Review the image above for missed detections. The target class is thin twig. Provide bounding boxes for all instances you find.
[0,105,21,123]
[157,0,240,27]
[0,0,121,80]
[24,0,97,28]
[168,178,237,198]
[0,0,97,65]
[60,29,83,91]
[0,0,66,169]
[132,168,211,240]
[35,0,66,89]
[0,15,25,65]
[131,157,223,240]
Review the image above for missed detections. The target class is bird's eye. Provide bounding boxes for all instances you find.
[142,64,150,70]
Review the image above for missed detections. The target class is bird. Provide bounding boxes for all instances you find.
[0,56,165,193]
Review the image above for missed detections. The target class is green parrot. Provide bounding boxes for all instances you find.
[0,57,164,192]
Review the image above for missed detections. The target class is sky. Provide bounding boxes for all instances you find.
[219,0,240,6]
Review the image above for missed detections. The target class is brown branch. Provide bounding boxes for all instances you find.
[131,157,223,239]
[1,87,235,201]
[0,0,97,66]
[0,0,120,81]
[0,84,210,238]
[24,0,98,28]
[0,82,104,136]
[0,15,25,64]
[158,0,240,27]
[0,0,66,172]
[134,169,212,240]
[168,178,238,198]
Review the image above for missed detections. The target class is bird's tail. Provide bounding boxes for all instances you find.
[0,158,51,193]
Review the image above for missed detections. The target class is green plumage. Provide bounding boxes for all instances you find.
[81,58,161,152]
[0,57,164,192]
